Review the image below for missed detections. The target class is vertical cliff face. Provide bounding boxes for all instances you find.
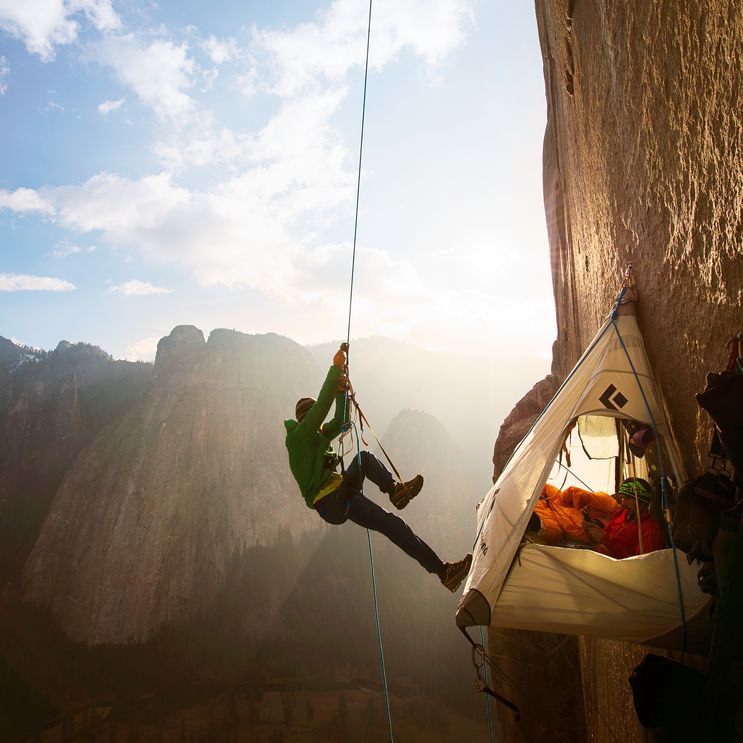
[488,2,740,741]
[0,341,153,580]
[23,327,319,645]
[536,0,741,474]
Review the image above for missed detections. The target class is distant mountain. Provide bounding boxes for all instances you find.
[0,336,25,373]
[9,327,508,647]
[0,340,153,580]
[380,409,476,557]
[23,326,320,644]
[0,335,45,379]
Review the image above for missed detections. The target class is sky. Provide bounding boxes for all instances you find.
[0,0,556,362]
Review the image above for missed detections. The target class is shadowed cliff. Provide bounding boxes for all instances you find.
[0,338,153,581]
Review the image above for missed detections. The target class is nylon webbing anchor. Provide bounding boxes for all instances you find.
[471,643,520,722]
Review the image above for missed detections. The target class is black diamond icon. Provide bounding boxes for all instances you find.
[600,384,629,410]
[613,391,628,408]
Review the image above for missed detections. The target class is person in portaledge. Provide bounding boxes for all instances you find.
[284,345,472,591]
[583,477,665,559]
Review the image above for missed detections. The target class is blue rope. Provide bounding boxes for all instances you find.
[364,486,395,741]
[346,420,393,740]
[345,0,373,354]
[340,2,394,739]
[479,625,495,743]
[610,294,687,660]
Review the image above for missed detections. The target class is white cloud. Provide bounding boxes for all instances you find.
[0,273,75,291]
[152,125,247,170]
[93,35,196,121]
[124,335,160,361]
[48,171,298,291]
[237,67,260,97]
[69,0,119,32]
[0,187,55,215]
[250,0,473,96]
[147,0,472,169]
[98,97,125,115]
[38,82,358,290]
[0,1,479,342]
[108,279,173,296]
[0,55,8,94]
[0,0,119,62]
[51,241,81,257]
[155,85,351,176]
[200,67,218,92]
[41,90,357,290]
[52,172,190,235]
[202,34,239,64]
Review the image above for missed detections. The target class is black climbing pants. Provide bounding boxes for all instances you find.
[314,451,445,575]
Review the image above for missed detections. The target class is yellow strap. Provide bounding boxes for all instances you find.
[313,472,343,506]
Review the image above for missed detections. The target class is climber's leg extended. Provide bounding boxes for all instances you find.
[344,450,394,494]
[314,460,472,590]
[346,492,445,575]
[344,450,424,510]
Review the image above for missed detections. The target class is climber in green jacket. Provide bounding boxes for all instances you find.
[284,345,472,592]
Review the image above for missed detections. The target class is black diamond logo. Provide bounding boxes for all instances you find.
[599,384,629,410]
[480,539,488,555]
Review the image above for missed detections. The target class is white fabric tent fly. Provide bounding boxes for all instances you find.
[456,290,709,647]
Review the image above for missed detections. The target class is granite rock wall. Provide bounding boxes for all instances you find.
[490,2,741,740]
[23,328,318,644]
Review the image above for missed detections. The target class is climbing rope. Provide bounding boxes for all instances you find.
[610,275,687,660]
[338,2,395,741]
[339,2,515,737]
[344,0,373,355]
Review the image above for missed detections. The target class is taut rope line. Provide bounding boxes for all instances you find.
[341,2,395,741]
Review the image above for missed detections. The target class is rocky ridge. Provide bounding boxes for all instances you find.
[23,326,318,644]
[0,338,153,580]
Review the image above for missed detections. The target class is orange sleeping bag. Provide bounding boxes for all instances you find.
[534,484,619,545]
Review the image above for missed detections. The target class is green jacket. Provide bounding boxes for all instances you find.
[284,365,349,508]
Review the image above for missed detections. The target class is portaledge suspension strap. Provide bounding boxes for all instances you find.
[610,269,687,660]
[459,626,520,722]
